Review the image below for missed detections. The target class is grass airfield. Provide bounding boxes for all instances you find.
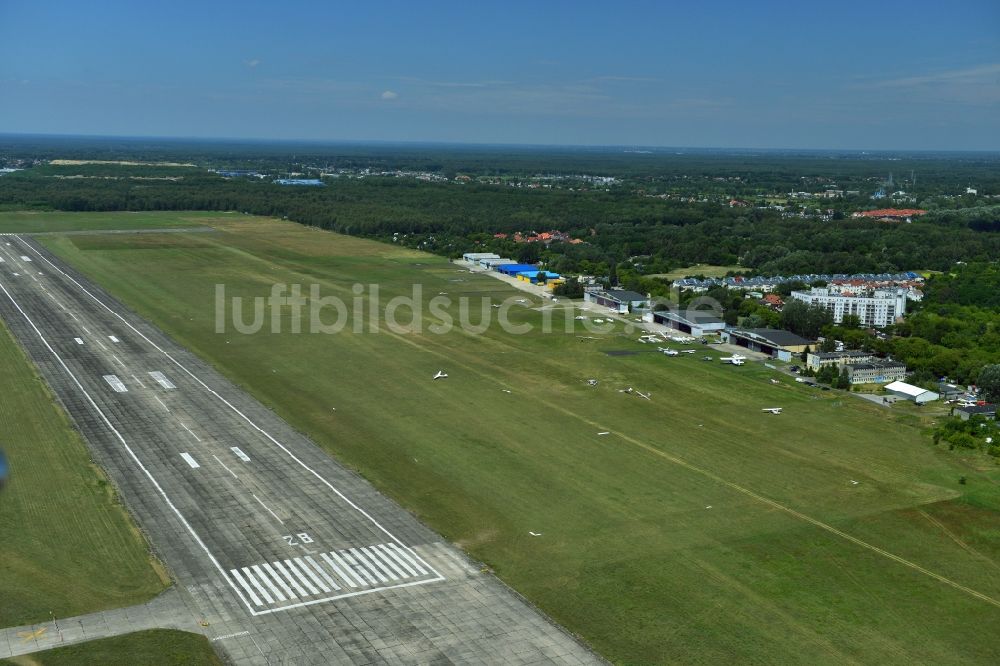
[13,212,1000,663]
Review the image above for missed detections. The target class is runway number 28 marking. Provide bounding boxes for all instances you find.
[282,533,314,546]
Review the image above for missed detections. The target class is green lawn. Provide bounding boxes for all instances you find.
[0,630,221,666]
[35,213,1000,664]
[0,320,167,627]
[0,210,224,234]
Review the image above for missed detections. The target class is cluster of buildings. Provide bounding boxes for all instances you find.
[852,208,927,222]
[461,253,565,289]
[673,272,922,294]
[491,231,584,245]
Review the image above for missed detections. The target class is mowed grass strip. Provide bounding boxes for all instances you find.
[38,214,1000,664]
[0,319,167,627]
[0,629,221,666]
[0,210,224,234]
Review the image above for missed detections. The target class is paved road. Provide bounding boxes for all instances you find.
[0,235,602,665]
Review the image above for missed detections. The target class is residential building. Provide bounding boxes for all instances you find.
[789,287,907,327]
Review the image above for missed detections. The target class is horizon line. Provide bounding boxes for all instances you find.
[2,131,999,156]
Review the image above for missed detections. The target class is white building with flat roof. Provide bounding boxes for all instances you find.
[789,287,907,328]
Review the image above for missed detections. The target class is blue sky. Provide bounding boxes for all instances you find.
[1,1,998,149]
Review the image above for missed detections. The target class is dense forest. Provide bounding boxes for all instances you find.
[2,163,1000,277]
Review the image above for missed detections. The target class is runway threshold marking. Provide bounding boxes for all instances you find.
[231,446,251,462]
[14,238,446,615]
[180,452,200,469]
[231,543,435,610]
[74,337,84,345]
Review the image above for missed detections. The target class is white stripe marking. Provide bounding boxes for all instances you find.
[130,374,146,388]
[180,452,200,469]
[20,256,31,262]
[102,374,128,392]
[74,337,84,345]
[270,561,305,597]
[368,545,408,579]
[108,335,119,343]
[350,548,389,583]
[112,353,126,368]
[379,544,421,577]
[154,395,170,412]
[229,569,263,606]
[212,630,251,642]
[320,552,360,588]
[341,551,379,585]
[359,547,398,580]
[284,559,321,595]
[148,371,176,389]
[387,543,428,575]
[303,556,340,591]
[231,446,250,462]
[252,564,286,601]
[181,423,202,442]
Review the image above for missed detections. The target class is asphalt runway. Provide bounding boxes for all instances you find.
[0,234,602,665]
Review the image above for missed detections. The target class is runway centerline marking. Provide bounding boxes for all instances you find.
[213,454,239,479]
[181,423,202,443]
[252,493,284,525]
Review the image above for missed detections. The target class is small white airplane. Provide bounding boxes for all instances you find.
[720,355,746,365]
[587,379,598,386]
[433,371,448,380]
[680,349,696,354]
[597,431,610,436]
[761,407,783,414]
[528,531,542,537]
[769,378,781,385]
[658,347,679,356]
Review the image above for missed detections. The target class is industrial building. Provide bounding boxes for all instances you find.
[584,289,649,313]
[462,252,501,263]
[789,287,907,327]
[884,381,939,404]
[497,263,540,277]
[721,328,812,362]
[644,310,726,337]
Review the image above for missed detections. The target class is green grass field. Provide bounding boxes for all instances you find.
[0,319,168,627]
[0,210,226,234]
[33,214,1000,663]
[0,630,221,666]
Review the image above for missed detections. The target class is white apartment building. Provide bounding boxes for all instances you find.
[789,287,907,327]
